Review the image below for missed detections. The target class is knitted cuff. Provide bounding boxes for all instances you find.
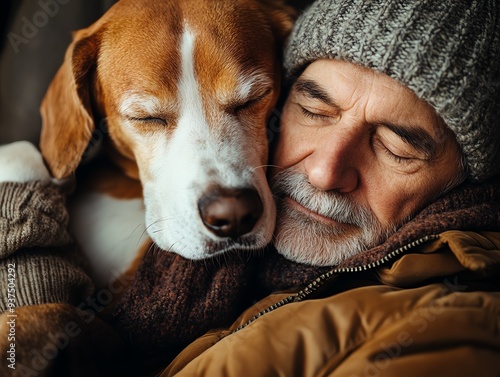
[0,248,94,312]
[0,181,72,258]
[0,181,94,312]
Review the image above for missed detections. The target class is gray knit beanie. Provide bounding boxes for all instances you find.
[284,0,500,182]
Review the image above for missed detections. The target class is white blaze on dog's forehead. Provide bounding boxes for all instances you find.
[178,26,205,123]
[144,25,210,185]
[173,25,251,186]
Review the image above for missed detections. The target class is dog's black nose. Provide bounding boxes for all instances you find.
[198,188,263,239]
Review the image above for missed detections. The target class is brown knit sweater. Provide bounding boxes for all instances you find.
[0,181,94,312]
[112,176,500,369]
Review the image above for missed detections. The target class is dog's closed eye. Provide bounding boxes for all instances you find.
[128,116,168,127]
[231,87,273,116]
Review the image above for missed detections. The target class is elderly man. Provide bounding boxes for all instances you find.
[0,0,499,376]
[270,59,464,266]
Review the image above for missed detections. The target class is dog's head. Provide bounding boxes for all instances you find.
[40,0,295,259]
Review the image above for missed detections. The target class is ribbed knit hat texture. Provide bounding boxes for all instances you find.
[285,0,500,182]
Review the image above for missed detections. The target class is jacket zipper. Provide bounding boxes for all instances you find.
[231,234,439,333]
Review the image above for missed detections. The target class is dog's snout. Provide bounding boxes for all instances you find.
[198,188,263,239]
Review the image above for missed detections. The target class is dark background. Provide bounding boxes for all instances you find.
[0,0,314,146]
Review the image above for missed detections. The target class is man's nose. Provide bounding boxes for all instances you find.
[304,130,360,193]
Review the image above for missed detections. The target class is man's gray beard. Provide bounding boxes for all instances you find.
[270,169,396,266]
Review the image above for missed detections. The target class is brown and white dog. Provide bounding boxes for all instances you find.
[39,0,295,286]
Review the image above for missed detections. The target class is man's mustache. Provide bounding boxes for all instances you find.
[270,169,375,228]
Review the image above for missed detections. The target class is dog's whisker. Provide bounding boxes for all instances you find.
[114,223,147,249]
[137,223,157,246]
[146,216,177,235]
[146,241,159,256]
[151,224,187,253]
[152,217,176,223]
[166,237,186,253]
[251,164,281,172]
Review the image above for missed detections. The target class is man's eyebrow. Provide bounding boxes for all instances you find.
[380,122,437,158]
[293,79,336,107]
[292,79,437,158]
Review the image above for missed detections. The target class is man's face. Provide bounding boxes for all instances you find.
[270,59,462,266]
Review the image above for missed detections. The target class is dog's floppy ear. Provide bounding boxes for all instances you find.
[40,30,100,179]
[259,0,297,45]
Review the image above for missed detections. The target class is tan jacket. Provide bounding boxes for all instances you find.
[162,230,500,376]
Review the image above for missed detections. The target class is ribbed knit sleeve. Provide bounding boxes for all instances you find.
[0,181,94,312]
